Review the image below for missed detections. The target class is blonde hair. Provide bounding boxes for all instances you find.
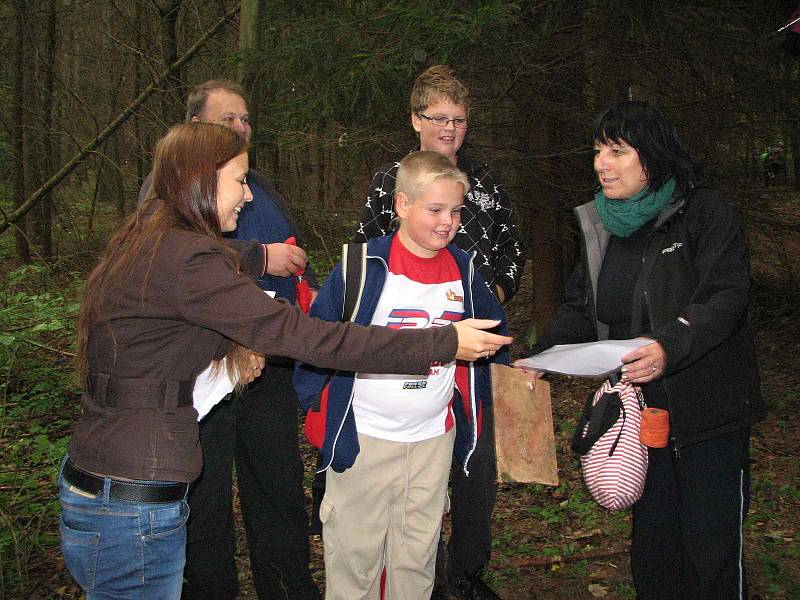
[395,151,470,203]
[409,65,470,114]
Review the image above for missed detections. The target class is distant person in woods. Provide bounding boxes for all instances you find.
[141,78,322,600]
[58,122,513,599]
[351,64,525,600]
[521,100,765,599]
[295,151,509,600]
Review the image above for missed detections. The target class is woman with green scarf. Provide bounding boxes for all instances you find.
[524,101,764,599]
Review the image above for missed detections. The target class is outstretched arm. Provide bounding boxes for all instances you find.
[453,319,512,361]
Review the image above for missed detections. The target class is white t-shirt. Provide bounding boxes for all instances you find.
[352,237,465,442]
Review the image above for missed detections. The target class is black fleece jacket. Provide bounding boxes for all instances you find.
[532,186,765,450]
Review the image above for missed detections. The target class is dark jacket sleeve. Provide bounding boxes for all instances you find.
[471,270,511,408]
[472,270,511,364]
[529,252,598,355]
[228,239,265,277]
[487,169,526,301]
[651,192,753,375]
[248,169,319,289]
[293,261,346,408]
[353,163,399,243]
[175,236,457,374]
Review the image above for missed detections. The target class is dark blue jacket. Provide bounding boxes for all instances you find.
[233,169,318,296]
[294,233,508,474]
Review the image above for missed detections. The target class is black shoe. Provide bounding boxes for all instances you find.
[449,572,501,600]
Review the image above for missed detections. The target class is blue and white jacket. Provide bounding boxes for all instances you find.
[294,233,509,474]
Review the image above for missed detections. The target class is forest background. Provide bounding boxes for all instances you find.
[1,1,799,598]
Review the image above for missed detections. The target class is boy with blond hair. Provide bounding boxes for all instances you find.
[354,64,523,600]
[296,151,508,599]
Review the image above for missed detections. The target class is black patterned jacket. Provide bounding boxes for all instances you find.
[353,153,526,301]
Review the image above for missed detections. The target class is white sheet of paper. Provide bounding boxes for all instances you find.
[193,360,236,421]
[514,338,652,378]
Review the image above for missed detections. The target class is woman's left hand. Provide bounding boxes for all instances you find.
[620,340,666,384]
[240,352,266,385]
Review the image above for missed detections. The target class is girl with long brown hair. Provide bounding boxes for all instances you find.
[59,122,510,599]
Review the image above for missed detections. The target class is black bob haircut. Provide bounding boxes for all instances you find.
[592,101,698,194]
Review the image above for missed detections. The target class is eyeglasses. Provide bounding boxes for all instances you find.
[417,113,468,129]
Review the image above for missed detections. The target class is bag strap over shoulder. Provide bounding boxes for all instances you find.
[341,242,367,322]
[310,243,367,413]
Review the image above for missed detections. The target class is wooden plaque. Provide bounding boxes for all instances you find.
[491,364,558,486]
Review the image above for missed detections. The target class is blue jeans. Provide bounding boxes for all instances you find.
[58,459,190,599]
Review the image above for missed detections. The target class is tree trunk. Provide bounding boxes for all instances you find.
[12,0,30,262]
[156,0,183,126]
[239,0,264,168]
[96,71,127,219]
[36,0,58,256]
[515,1,591,335]
[23,0,41,253]
[787,54,800,188]
[524,114,566,333]
[134,1,146,192]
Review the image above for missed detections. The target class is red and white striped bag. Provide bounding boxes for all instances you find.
[571,379,648,510]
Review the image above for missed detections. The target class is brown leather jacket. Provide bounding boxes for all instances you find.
[69,228,457,482]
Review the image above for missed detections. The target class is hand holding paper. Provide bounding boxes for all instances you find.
[620,340,666,384]
[514,338,652,378]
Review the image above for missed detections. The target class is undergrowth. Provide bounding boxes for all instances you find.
[0,264,81,597]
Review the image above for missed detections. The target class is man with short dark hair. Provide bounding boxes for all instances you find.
[142,79,320,600]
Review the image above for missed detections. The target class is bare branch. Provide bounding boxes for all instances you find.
[0,3,240,237]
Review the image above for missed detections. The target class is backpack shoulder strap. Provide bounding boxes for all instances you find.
[341,242,367,322]
[309,243,367,413]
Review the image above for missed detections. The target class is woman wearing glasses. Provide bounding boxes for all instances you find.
[353,65,524,600]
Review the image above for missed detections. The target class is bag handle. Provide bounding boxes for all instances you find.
[570,372,623,456]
